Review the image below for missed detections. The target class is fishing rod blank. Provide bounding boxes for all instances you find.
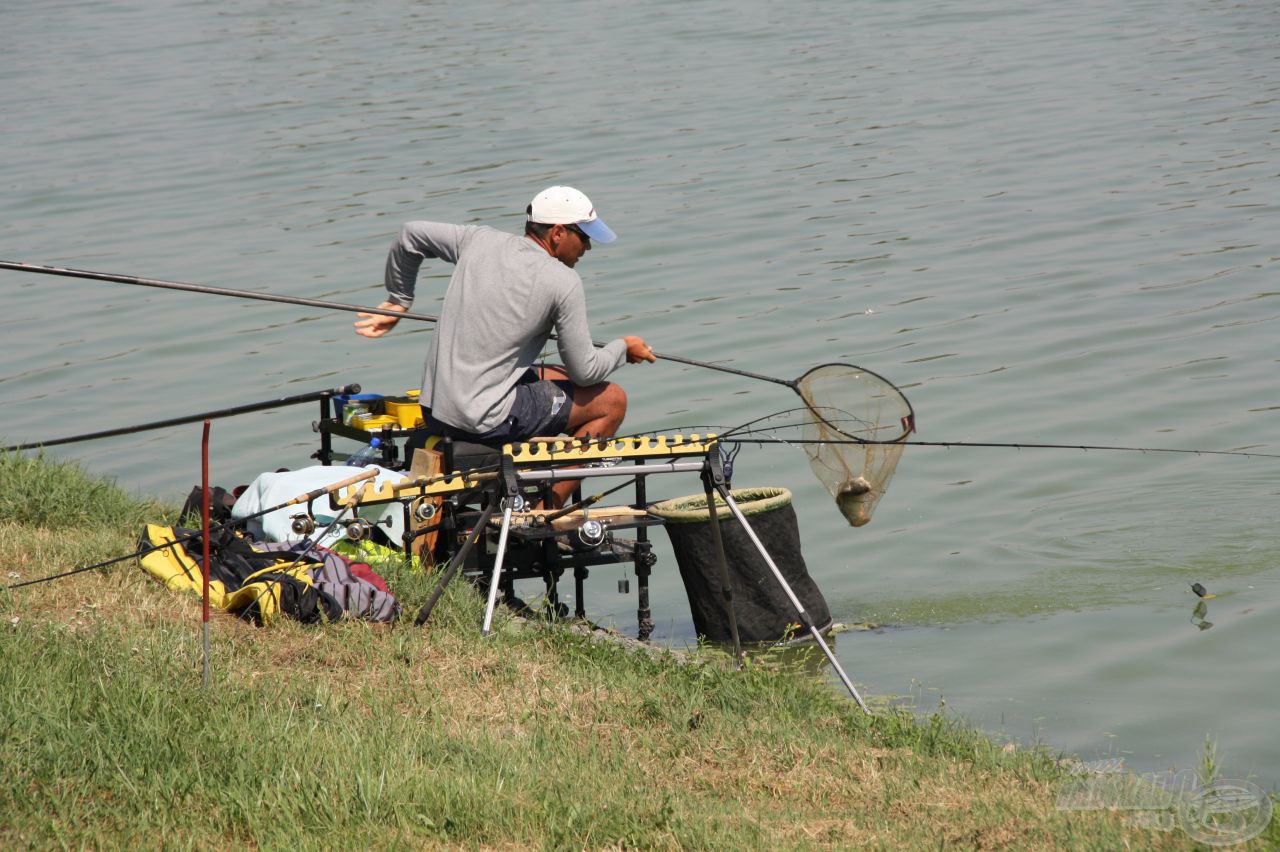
[720,428,1280,460]
[1,259,848,388]
[1,383,360,453]
[0,260,439,324]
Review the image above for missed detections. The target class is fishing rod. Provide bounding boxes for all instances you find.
[0,260,439,324]
[728,436,1280,460]
[1,468,378,592]
[1,384,361,453]
[719,407,1279,459]
[0,260,801,387]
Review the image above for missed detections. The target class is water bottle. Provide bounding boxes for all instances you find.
[346,436,382,467]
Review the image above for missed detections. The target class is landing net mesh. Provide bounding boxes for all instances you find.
[795,364,915,527]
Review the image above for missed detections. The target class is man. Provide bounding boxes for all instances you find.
[354,186,654,506]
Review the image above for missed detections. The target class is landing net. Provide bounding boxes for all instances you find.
[795,364,915,527]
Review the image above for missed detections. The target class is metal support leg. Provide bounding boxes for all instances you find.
[543,569,559,613]
[703,472,744,663]
[414,500,496,627]
[633,460,655,641]
[716,485,871,714]
[574,565,587,619]
[481,504,514,636]
[318,395,334,465]
[635,544,654,641]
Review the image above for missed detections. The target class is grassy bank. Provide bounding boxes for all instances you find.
[0,453,1270,848]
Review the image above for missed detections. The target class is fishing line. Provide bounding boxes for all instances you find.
[1,548,147,591]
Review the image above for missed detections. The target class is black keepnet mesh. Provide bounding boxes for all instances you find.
[650,488,832,643]
[795,364,915,527]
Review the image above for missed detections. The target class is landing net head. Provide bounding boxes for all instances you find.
[795,364,915,527]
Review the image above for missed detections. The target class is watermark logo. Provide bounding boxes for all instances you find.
[1057,760,1272,846]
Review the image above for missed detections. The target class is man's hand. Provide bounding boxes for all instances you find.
[624,335,656,364]
[354,302,407,338]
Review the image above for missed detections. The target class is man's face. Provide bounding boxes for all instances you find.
[552,224,591,268]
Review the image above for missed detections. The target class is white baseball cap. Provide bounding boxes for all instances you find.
[527,185,617,244]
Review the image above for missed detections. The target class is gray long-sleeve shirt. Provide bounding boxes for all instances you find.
[384,221,627,433]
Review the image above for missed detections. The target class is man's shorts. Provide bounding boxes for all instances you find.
[418,369,574,446]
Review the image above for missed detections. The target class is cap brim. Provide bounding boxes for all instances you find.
[577,217,617,244]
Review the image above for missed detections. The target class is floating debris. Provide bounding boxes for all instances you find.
[1190,582,1217,600]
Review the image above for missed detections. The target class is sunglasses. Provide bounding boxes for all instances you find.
[565,224,591,243]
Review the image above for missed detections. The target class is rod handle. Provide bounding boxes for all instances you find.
[287,468,378,506]
[389,470,497,494]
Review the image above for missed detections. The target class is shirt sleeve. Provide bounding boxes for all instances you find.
[552,275,627,386]
[383,221,471,309]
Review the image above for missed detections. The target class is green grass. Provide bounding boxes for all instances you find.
[0,451,171,531]
[1,453,1275,849]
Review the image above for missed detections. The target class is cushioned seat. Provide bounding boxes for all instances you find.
[402,428,502,476]
[446,439,502,474]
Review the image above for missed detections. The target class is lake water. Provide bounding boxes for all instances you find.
[3,0,1277,788]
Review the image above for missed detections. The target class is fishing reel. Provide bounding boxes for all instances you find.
[500,493,528,513]
[290,513,316,536]
[343,515,393,542]
[411,498,438,523]
[575,518,607,550]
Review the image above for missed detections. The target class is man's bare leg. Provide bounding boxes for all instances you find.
[536,365,627,508]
